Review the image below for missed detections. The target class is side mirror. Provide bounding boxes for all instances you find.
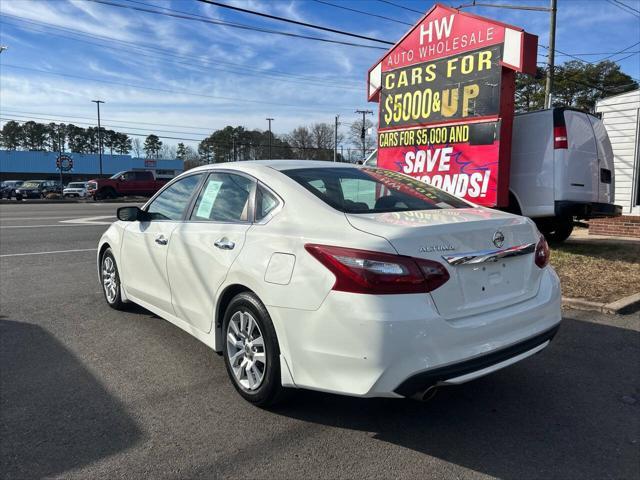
[117,206,149,222]
[119,175,125,181]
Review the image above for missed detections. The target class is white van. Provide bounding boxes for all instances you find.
[509,107,620,241]
[364,107,621,242]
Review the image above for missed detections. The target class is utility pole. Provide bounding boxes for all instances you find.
[92,100,105,176]
[266,118,274,159]
[355,110,373,162]
[544,0,557,109]
[334,115,340,162]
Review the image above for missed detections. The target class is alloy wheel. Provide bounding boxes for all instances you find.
[226,310,267,391]
[102,255,118,303]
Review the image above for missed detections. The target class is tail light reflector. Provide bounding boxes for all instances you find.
[554,126,568,149]
[535,235,550,268]
[305,244,450,294]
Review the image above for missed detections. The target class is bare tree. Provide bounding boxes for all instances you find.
[287,126,314,159]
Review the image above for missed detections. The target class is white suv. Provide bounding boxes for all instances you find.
[63,182,88,198]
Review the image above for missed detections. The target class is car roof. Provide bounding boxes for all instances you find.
[187,160,359,176]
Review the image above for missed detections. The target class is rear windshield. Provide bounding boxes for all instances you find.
[284,167,470,214]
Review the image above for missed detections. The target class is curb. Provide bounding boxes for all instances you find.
[562,292,640,315]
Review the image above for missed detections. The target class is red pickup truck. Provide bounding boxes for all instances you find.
[87,170,168,200]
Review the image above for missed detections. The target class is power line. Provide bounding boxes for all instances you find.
[0,116,356,152]
[0,16,362,91]
[0,112,212,137]
[1,64,358,113]
[195,0,394,45]
[84,0,387,50]
[607,0,640,17]
[311,0,413,26]
[0,108,212,132]
[376,0,425,15]
[0,116,205,142]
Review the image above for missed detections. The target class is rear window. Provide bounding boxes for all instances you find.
[284,167,470,214]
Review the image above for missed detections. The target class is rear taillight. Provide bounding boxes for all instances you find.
[304,244,450,294]
[553,126,568,149]
[535,235,550,268]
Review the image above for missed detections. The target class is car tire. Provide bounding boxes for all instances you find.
[100,248,127,310]
[222,292,286,407]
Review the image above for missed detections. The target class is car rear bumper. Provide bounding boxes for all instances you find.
[268,267,562,398]
[555,200,622,219]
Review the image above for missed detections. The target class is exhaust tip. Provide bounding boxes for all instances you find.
[411,385,439,402]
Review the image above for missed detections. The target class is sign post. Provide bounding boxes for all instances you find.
[368,3,537,207]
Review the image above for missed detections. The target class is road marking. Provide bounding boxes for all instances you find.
[0,216,90,221]
[60,215,114,225]
[0,248,98,258]
[0,224,108,229]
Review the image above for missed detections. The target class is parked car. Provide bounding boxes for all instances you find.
[63,182,89,198]
[364,107,621,242]
[0,180,23,199]
[87,170,168,200]
[98,161,561,407]
[15,180,62,200]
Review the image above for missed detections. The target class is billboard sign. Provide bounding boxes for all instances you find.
[368,3,537,207]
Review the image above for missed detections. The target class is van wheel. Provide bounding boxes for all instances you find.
[540,216,574,243]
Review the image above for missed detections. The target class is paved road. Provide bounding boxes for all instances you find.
[1,203,639,480]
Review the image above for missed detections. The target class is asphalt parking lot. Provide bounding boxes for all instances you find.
[1,203,638,480]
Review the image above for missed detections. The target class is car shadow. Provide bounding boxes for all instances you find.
[268,315,639,480]
[0,319,143,479]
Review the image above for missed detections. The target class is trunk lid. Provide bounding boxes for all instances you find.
[346,208,543,319]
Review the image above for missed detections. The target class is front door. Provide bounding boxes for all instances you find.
[119,173,205,314]
[168,172,255,333]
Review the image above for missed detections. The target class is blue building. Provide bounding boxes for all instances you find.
[0,150,184,181]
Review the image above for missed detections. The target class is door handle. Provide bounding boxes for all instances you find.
[155,235,168,246]
[214,238,235,250]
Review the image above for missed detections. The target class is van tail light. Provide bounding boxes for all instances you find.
[535,235,550,268]
[305,244,450,294]
[553,126,568,149]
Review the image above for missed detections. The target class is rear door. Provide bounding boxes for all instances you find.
[588,115,615,204]
[168,172,254,333]
[558,111,599,202]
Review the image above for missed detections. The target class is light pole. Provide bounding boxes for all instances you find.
[266,117,274,159]
[92,100,105,176]
[0,46,8,54]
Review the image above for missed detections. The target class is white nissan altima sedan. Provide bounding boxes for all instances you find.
[98,160,561,406]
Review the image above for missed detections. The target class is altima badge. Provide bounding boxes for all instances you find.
[419,244,455,253]
[493,231,505,248]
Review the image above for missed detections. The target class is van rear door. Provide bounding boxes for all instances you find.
[588,115,615,204]
[556,110,599,203]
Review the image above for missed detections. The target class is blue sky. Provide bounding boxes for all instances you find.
[1,0,639,150]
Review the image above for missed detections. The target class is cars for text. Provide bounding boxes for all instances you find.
[98,161,562,406]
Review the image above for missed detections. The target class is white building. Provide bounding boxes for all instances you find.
[596,89,640,215]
